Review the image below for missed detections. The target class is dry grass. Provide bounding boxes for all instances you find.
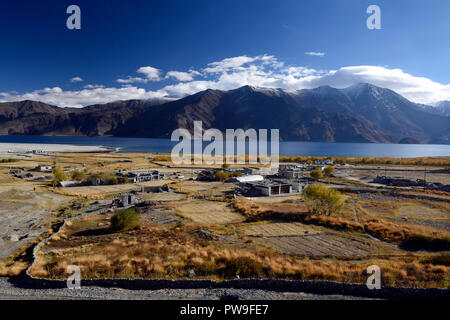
[396,205,448,219]
[175,200,245,224]
[240,222,321,237]
[232,199,364,232]
[50,188,105,200]
[0,260,28,276]
[232,199,450,251]
[280,156,450,166]
[28,214,449,287]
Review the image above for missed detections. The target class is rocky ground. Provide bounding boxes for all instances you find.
[0,278,368,300]
[0,186,70,259]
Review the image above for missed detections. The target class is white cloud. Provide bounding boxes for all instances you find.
[137,66,161,81]
[304,52,326,57]
[159,58,450,104]
[296,66,450,104]
[165,71,195,82]
[2,55,449,107]
[116,66,162,83]
[0,86,166,108]
[116,77,147,84]
[204,56,257,73]
[70,77,83,82]
[84,84,104,89]
[162,80,218,97]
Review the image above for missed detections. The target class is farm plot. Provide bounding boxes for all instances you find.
[241,222,321,237]
[63,180,167,196]
[176,200,245,224]
[396,205,448,220]
[176,181,235,196]
[250,194,303,203]
[64,184,139,196]
[140,192,187,201]
[259,233,374,256]
[141,208,183,225]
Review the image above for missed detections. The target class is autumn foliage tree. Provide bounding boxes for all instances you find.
[52,167,67,187]
[303,184,345,216]
[310,168,323,179]
[324,166,335,177]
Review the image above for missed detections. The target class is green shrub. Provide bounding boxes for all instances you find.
[0,158,18,163]
[215,171,230,181]
[324,166,335,177]
[310,168,323,179]
[303,184,345,216]
[111,208,140,231]
[71,170,86,181]
[52,167,67,186]
[216,257,264,278]
[52,167,67,181]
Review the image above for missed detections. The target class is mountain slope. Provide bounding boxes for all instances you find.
[293,83,449,143]
[417,101,450,117]
[114,85,391,142]
[0,84,448,143]
[0,99,168,136]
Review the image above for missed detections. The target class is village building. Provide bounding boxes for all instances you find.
[127,170,161,183]
[58,180,79,187]
[35,165,53,172]
[278,165,304,179]
[229,174,264,183]
[314,159,334,165]
[141,184,170,193]
[223,167,252,175]
[90,177,101,186]
[373,176,426,187]
[119,193,137,207]
[245,180,294,196]
[9,169,22,175]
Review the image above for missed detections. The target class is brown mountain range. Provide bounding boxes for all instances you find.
[0,84,448,144]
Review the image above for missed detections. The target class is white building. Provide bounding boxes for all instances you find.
[233,175,264,183]
[58,180,78,187]
[36,165,53,172]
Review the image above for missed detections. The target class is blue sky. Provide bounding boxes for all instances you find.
[0,0,449,107]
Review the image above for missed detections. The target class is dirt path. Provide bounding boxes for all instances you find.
[0,277,363,300]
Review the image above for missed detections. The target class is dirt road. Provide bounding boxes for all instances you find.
[0,277,365,300]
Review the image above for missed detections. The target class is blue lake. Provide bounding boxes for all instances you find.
[0,135,449,158]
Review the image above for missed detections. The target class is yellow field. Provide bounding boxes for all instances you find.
[176,200,245,224]
[240,222,321,237]
[140,192,187,201]
[396,205,449,219]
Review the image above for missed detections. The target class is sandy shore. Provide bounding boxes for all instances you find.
[0,143,111,154]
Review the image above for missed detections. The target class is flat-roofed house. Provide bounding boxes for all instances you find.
[246,180,293,196]
[35,165,53,172]
[233,174,264,183]
[128,170,161,183]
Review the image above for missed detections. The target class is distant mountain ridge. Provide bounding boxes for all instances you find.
[0,99,168,136]
[0,84,449,144]
[433,101,450,117]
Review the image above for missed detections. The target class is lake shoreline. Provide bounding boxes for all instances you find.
[0,135,448,157]
[0,142,114,156]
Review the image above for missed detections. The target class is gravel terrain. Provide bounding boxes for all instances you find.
[0,187,69,259]
[0,278,366,300]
